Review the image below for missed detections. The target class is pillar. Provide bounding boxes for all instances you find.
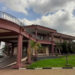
[35,28,38,59]
[60,36,62,43]
[35,28,38,38]
[51,33,55,55]
[11,43,14,56]
[51,44,55,55]
[46,47,49,56]
[59,49,61,55]
[17,34,23,68]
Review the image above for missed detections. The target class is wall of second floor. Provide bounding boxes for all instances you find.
[25,27,73,44]
[53,37,72,43]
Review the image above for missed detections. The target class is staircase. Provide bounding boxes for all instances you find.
[0,56,27,69]
[0,56,16,69]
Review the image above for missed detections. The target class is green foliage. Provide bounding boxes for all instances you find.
[28,55,75,68]
[61,41,68,54]
[30,40,42,51]
[55,42,62,50]
[71,42,75,53]
[56,41,75,54]
[30,40,36,49]
[61,42,75,54]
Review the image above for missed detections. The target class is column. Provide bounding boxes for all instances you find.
[51,33,55,55]
[46,47,49,56]
[35,28,38,38]
[59,36,62,55]
[11,43,14,56]
[51,44,55,55]
[59,49,61,55]
[17,34,23,68]
[35,28,38,60]
[60,36,62,43]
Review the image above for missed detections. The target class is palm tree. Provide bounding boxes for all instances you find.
[27,40,41,63]
[27,40,32,64]
[30,40,42,61]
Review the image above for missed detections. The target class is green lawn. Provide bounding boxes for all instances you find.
[28,55,75,68]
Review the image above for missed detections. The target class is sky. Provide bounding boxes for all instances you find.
[0,0,75,36]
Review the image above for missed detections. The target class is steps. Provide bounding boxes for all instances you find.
[0,56,16,68]
[0,56,27,69]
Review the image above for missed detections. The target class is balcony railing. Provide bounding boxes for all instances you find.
[32,34,50,41]
[0,11,25,26]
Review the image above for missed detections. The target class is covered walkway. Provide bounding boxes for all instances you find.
[0,11,36,69]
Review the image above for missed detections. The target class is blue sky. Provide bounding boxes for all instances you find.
[0,0,75,36]
[0,2,42,20]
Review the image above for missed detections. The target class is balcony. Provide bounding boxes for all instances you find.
[37,40,51,44]
[31,34,52,44]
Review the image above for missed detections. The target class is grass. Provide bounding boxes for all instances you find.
[28,55,75,68]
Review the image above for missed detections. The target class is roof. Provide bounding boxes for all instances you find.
[54,32,75,40]
[24,24,57,33]
[24,24,75,40]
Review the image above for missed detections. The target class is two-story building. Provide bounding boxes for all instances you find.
[0,11,75,68]
[24,25,75,56]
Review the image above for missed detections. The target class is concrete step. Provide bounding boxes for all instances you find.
[0,56,27,69]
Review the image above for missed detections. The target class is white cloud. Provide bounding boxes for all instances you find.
[0,0,75,14]
[21,2,75,36]
[28,0,74,14]
[0,0,75,36]
[0,0,29,14]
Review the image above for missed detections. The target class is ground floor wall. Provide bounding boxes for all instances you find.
[19,44,58,56]
[11,43,55,57]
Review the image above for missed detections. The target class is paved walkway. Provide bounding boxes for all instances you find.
[0,69,75,75]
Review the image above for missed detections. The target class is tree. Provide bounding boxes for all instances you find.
[27,40,42,64]
[30,40,42,61]
[27,40,32,64]
[61,41,69,54]
[70,42,75,53]
[55,42,62,55]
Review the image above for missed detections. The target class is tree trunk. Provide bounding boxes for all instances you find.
[27,40,32,64]
[34,50,38,61]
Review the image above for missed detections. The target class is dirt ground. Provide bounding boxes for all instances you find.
[0,69,75,75]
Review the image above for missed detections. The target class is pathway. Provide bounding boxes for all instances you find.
[0,69,75,75]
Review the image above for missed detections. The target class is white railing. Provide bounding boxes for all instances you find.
[0,11,25,26]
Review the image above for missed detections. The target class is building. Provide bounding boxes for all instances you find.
[24,25,75,56]
[0,11,75,68]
